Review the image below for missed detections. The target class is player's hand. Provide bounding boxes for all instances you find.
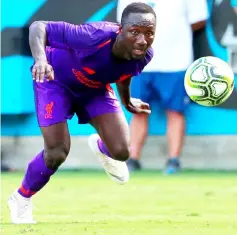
[32,60,54,83]
[125,98,151,114]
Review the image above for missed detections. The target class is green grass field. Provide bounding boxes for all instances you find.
[1,170,237,235]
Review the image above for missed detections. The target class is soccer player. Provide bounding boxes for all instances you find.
[8,2,156,224]
[117,0,208,174]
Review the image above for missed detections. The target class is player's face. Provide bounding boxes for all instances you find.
[121,13,156,60]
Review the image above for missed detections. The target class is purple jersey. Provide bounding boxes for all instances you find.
[45,21,153,92]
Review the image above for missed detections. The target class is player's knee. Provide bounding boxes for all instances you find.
[111,145,130,162]
[167,110,185,121]
[44,146,70,169]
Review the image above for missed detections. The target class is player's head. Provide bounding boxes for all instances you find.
[118,2,156,60]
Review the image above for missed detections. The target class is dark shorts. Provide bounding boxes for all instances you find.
[131,71,190,113]
[33,80,122,127]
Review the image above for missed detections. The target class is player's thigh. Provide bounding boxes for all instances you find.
[155,71,190,113]
[34,81,73,151]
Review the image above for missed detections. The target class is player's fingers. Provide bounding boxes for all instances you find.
[32,67,36,80]
[140,109,151,114]
[46,74,54,81]
[45,69,52,80]
[140,102,150,110]
[141,101,149,107]
[46,66,54,81]
[39,66,46,83]
[132,107,149,114]
[45,67,51,76]
[51,69,54,80]
[35,67,41,82]
[48,69,54,81]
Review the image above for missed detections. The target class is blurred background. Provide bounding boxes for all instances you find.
[1,0,237,171]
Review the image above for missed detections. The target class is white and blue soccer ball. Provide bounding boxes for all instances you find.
[184,56,235,106]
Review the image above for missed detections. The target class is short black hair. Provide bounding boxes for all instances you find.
[121,2,156,26]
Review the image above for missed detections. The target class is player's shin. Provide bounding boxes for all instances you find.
[18,151,56,198]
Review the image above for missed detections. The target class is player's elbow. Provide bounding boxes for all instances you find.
[30,21,41,29]
[29,21,47,33]
[191,20,207,31]
[29,21,48,45]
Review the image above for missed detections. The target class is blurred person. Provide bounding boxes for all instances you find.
[7,3,156,224]
[231,0,237,13]
[117,0,208,174]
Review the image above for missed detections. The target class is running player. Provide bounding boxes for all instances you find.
[8,2,156,224]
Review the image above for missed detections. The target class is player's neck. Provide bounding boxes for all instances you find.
[112,35,131,60]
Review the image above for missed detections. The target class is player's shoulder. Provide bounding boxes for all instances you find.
[84,21,119,36]
[77,21,119,45]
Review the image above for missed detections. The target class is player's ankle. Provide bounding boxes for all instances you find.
[127,158,142,171]
[18,186,36,198]
[167,158,180,167]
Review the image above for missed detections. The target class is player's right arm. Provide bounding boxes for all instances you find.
[29,21,54,83]
[29,20,102,82]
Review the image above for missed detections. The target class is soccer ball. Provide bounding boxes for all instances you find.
[184,56,235,106]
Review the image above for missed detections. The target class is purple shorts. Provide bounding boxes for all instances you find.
[33,80,122,127]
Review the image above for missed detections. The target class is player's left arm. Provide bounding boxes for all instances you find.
[116,78,151,114]
[116,77,132,107]
[116,47,153,114]
[186,0,209,31]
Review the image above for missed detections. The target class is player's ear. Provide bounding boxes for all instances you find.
[118,25,122,33]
